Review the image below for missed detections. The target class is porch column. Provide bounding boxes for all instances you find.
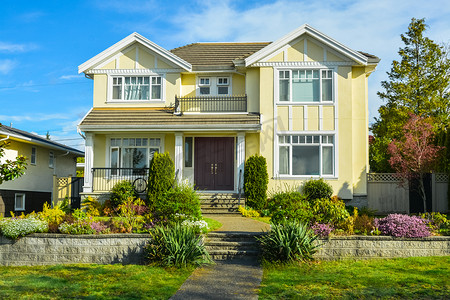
[83,133,94,193]
[174,133,183,184]
[236,133,246,190]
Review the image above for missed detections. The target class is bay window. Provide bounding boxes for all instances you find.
[109,138,160,174]
[111,76,162,101]
[278,69,334,102]
[278,134,334,176]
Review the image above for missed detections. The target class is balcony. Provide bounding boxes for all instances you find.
[92,168,149,192]
[175,95,247,113]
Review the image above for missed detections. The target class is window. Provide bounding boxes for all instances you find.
[111,76,162,101]
[197,77,231,96]
[278,134,334,176]
[199,77,210,95]
[15,193,25,211]
[109,138,161,173]
[49,152,54,168]
[31,147,36,165]
[217,77,229,95]
[278,69,333,102]
[184,137,193,168]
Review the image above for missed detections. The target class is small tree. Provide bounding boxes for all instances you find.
[147,152,174,208]
[388,114,444,212]
[244,154,268,211]
[0,140,27,185]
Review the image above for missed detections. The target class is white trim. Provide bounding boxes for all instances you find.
[195,75,232,96]
[236,133,245,191]
[79,125,261,132]
[288,106,293,131]
[252,61,353,67]
[135,47,139,69]
[83,133,94,193]
[175,133,183,184]
[245,24,368,66]
[304,39,308,61]
[14,193,25,211]
[106,73,165,103]
[90,68,183,74]
[78,32,192,73]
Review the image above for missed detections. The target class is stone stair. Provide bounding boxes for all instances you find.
[199,193,244,214]
[204,232,262,260]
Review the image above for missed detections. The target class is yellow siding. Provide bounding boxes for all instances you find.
[245,133,260,159]
[246,68,260,113]
[232,74,245,94]
[93,135,106,168]
[165,134,175,161]
[259,67,274,178]
[138,46,155,69]
[267,52,284,62]
[326,51,344,62]
[165,74,179,106]
[287,39,304,61]
[322,106,335,130]
[93,74,107,107]
[277,106,289,131]
[181,74,196,97]
[292,106,304,131]
[307,106,319,131]
[119,48,135,69]
[157,59,172,69]
[100,60,115,69]
[307,40,324,62]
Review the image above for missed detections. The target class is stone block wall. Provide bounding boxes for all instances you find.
[0,234,150,266]
[315,236,450,260]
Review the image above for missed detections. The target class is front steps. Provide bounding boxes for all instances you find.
[205,232,262,260]
[199,193,244,214]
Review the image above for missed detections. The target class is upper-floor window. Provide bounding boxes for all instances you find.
[199,78,211,95]
[279,69,333,103]
[197,77,231,96]
[31,147,36,165]
[49,151,54,168]
[217,77,229,95]
[111,76,162,101]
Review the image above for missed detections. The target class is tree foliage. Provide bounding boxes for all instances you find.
[388,114,444,212]
[370,18,450,172]
[0,137,27,185]
[244,154,269,211]
[147,152,174,207]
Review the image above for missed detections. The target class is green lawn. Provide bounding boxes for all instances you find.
[259,256,450,299]
[0,264,192,300]
[204,217,222,231]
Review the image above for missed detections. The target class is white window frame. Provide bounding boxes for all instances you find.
[196,76,232,96]
[49,151,54,168]
[217,77,230,95]
[107,74,165,103]
[276,68,335,104]
[198,77,211,95]
[14,193,25,211]
[31,147,36,165]
[277,134,336,177]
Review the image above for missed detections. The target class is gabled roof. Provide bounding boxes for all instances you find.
[170,43,270,70]
[245,24,379,66]
[78,32,192,73]
[0,125,84,156]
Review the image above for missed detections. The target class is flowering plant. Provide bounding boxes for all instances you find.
[310,222,333,237]
[0,216,48,239]
[375,214,431,238]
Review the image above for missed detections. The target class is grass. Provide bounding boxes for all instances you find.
[203,217,222,231]
[251,216,271,224]
[0,264,192,300]
[259,256,450,299]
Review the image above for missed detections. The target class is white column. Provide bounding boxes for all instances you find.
[236,133,246,190]
[83,133,94,193]
[174,133,183,184]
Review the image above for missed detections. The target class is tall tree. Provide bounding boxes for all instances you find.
[0,142,27,185]
[370,18,450,172]
[388,114,443,213]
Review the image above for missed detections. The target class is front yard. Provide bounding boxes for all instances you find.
[259,256,450,299]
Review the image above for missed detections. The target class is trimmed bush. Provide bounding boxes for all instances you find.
[244,154,269,211]
[310,197,350,230]
[267,191,312,224]
[257,220,318,263]
[153,183,201,221]
[110,180,137,208]
[302,178,333,200]
[147,152,174,207]
[375,214,431,238]
[144,223,211,267]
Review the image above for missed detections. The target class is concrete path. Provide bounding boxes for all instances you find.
[170,215,270,300]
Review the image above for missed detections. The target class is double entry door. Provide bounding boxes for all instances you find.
[194,137,234,191]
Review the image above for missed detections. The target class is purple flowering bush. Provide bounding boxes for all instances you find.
[375,214,431,238]
[311,223,333,237]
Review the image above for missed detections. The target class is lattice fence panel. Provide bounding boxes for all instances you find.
[435,173,449,183]
[367,173,402,183]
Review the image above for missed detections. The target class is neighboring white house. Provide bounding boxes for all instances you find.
[0,125,84,216]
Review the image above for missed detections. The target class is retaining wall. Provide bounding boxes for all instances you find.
[315,235,450,260]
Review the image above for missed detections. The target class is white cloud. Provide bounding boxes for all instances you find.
[0,42,37,53]
[0,113,70,122]
[59,74,84,80]
[0,60,16,74]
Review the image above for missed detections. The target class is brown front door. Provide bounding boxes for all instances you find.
[194,137,234,190]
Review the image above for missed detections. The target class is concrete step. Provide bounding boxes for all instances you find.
[205,241,259,251]
[204,232,263,260]
[201,203,240,208]
[207,249,260,260]
[201,207,240,214]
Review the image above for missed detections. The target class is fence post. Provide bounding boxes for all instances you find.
[52,175,57,207]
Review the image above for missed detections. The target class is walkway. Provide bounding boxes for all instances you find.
[170,215,270,300]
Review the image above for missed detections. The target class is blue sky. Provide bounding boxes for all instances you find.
[1,0,449,151]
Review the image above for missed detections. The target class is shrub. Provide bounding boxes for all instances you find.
[154,183,201,222]
[238,206,260,218]
[0,216,48,239]
[267,191,312,224]
[354,214,376,235]
[81,196,101,217]
[117,198,146,232]
[110,180,137,209]
[181,219,209,234]
[310,197,351,230]
[302,178,333,200]
[38,202,66,232]
[58,221,96,235]
[144,223,211,267]
[311,223,333,238]
[244,154,269,211]
[257,220,318,263]
[421,212,449,234]
[147,152,174,207]
[375,214,431,238]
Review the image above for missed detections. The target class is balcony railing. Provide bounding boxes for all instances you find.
[175,95,247,113]
[92,168,149,192]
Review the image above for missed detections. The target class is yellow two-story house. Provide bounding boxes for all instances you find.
[78,24,379,201]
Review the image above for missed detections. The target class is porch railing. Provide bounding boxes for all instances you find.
[92,168,149,192]
[175,95,247,113]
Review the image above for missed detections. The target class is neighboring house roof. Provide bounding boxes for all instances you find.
[79,109,261,131]
[245,24,380,66]
[0,125,84,156]
[78,32,192,73]
[170,43,271,70]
